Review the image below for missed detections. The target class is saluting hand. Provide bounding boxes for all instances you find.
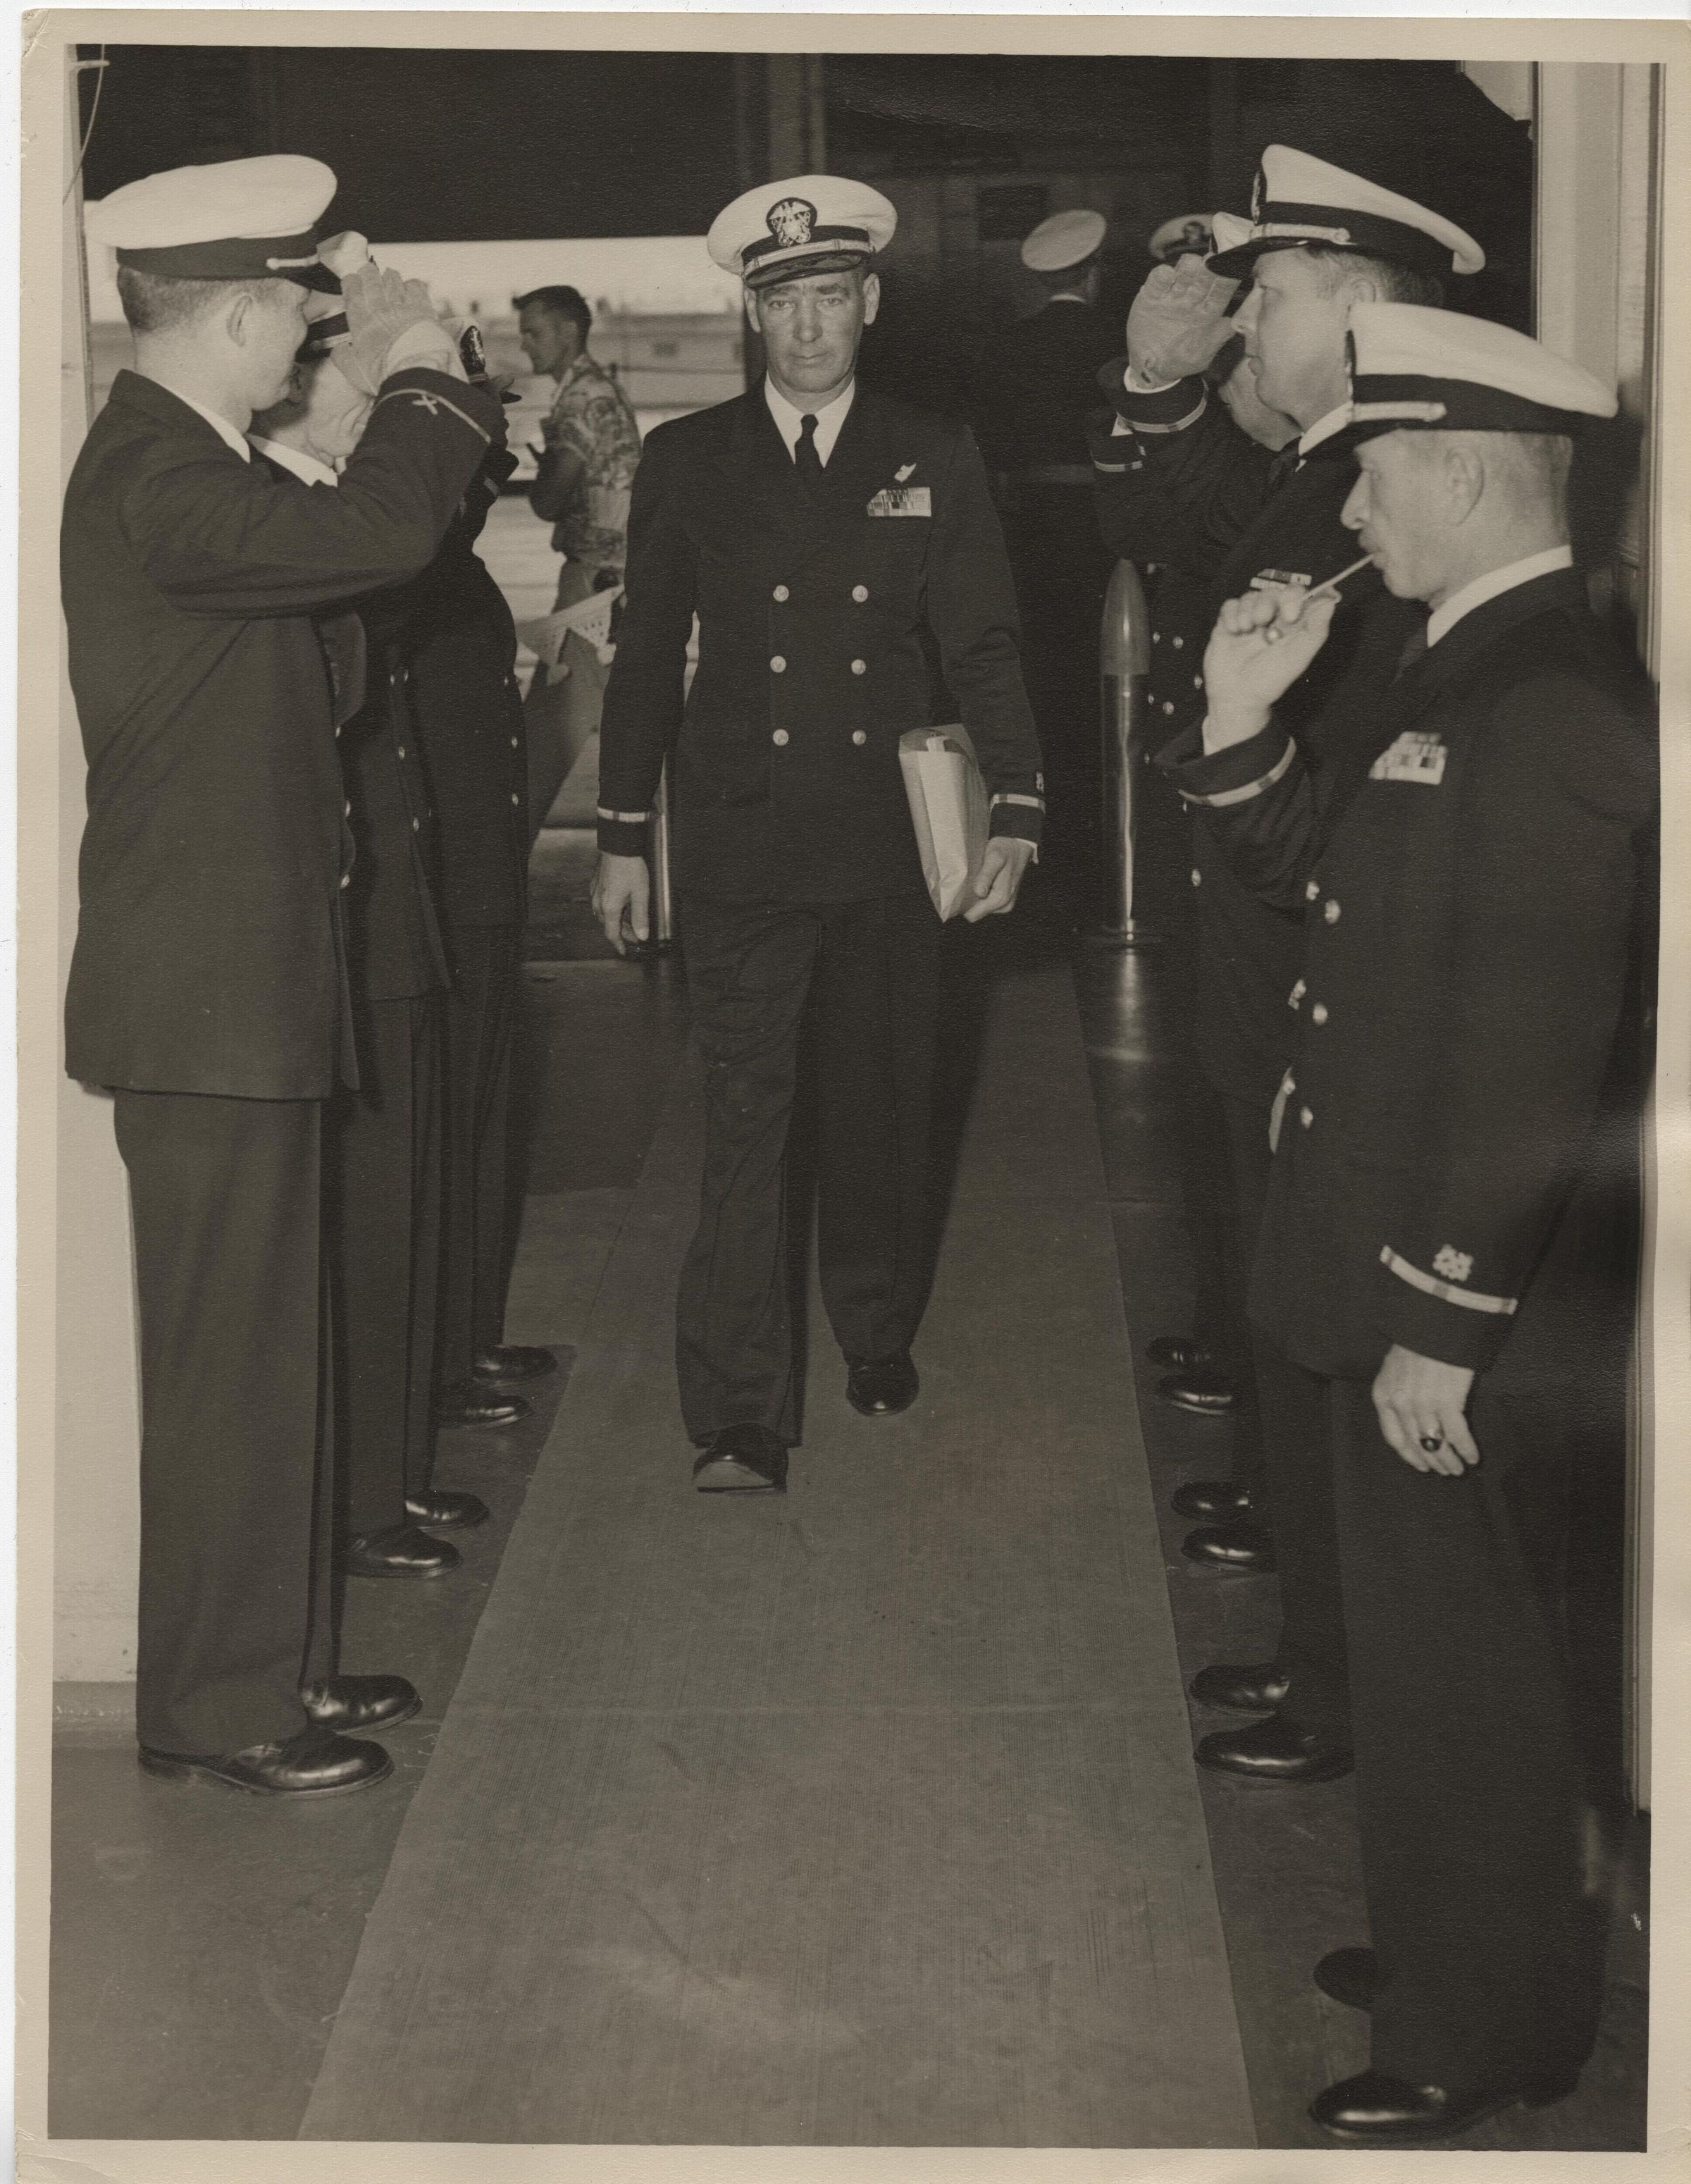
[963,835,1036,923]
[1372,1343,1480,1476]
[1201,586,1338,753]
[1125,255,1239,383]
[592,852,651,957]
[338,264,455,397]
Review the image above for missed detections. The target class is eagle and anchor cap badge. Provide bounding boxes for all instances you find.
[707,173,898,291]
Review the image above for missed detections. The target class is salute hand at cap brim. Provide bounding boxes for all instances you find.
[1201,586,1338,753]
[1126,256,1239,383]
[337,264,458,397]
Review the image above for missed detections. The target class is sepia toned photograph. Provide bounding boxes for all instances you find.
[17,12,1686,2174]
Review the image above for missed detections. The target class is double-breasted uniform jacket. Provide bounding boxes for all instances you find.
[1160,567,1657,1381]
[389,442,531,939]
[597,382,1044,901]
[62,367,502,1099]
[1090,366,1418,1104]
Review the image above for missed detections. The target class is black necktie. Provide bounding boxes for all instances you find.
[795,413,824,483]
[1394,624,1430,680]
[1265,445,1300,495]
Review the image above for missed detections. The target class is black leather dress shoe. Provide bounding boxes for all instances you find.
[1158,1369,1237,1415]
[405,1487,489,1529]
[301,1673,421,1734]
[1182,1519,1276,1573]
[472,1343,556,1383]
[138,1724,392,1797]
[1314,1946,1380,2011]
[1171,1478,1257,1522]
[846,1352,919,1417]
[1196,1713,1354,1784]
[693,1423,788,1494]
[343,1524,461,1579]
[438,1385,529,1430]
[1147,1333,1215,1371]
[1311,2067,1578,2144]
[1190,1660,1291,1713]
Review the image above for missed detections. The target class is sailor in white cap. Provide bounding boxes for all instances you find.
[594,173,1044,1495]
[1172,307,1653,2142]
[957,202,1116,913]
[64,155,505,1800]
[1086,152,1487,1793]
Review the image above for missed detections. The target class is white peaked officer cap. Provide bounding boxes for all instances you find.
[1147,211,1214,262]
[1208,210,1253,261]
[1207,145,1485,283]
[86,154,342,292]
[1021,207,1106,274]
[1336,304,1616,446]
[707,174,897,291]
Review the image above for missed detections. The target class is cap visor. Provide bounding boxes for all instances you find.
[285,261,342,295]
[746,249,871,291]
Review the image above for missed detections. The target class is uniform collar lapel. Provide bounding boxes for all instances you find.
[1416,566,1588,690]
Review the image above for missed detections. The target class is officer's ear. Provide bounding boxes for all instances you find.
[742,286,763,338]
[1436,435,1487,526]
[861,272,881,327]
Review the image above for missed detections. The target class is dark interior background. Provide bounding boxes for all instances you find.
[78,48,1533,407]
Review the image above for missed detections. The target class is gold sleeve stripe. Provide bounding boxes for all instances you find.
[1177,738,1297,809]
[1380,1247,1518,1316]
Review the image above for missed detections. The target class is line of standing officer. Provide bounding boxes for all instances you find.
[1173,304,1654,2144]
[1089,147,1482,1787]
[63,156,505,1797]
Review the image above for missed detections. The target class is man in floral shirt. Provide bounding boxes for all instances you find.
[516,285,642,831]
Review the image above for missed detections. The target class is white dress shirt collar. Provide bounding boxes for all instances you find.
[247,436,340,488]
[763,375,856,467]
[1296,403,1352,461]
[1426,545,1575,649]
[147,377,252,462]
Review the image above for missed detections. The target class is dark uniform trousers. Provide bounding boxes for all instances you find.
[63,370,502,1759]
[327,994,444,1534]
[396,482,533,1402]
[1172,571,1655,2089]
[436,923,522,1390]
[600,383,1045,1448]
[677,889,941,1444]
[115,1091,336,1757]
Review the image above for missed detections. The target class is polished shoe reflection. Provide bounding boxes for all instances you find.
[693,1422,789,1494]
[1311,2066,1578,2145]
[405,1487,489,1529]
[438,1384,530,1430]
[1196,1713,1354,1784]
[344,1523,462,1579]
[301,1673,421,1734]
[846,1351,919,1417]
[1182,1519,1276,1573]
[1170,1477,1257,1522]
[1189,1660,1291,1714]
[1146,1332,1215,1371]
[137,1725,393,1797]
[472,1343,557,1384]
[1157,1368,1237,1416]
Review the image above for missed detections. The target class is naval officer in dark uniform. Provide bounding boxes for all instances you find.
[63,157,504,1796]
[249,318,493,1584]
[1091,150,1483,1781]
[1184,307,1653,2141]
[962,208,1118,913]
[594,173,1045,1494]
[400,393,556,1434]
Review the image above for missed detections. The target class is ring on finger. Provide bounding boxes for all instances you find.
[1418,1432,1444,1453]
